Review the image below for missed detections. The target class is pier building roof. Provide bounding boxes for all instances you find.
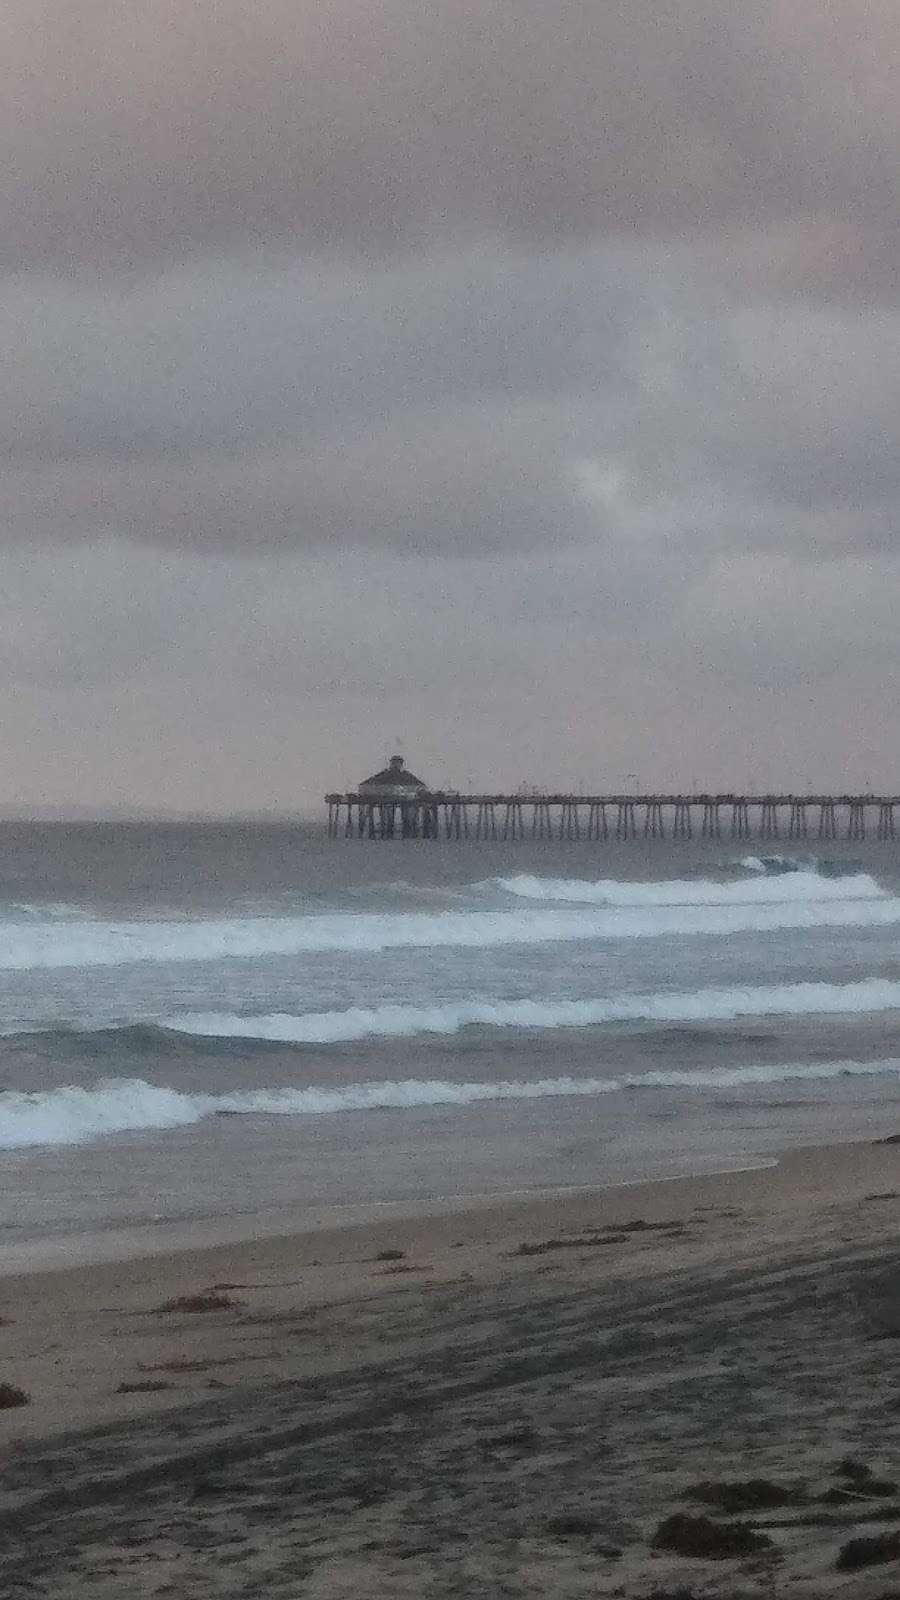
[358,755,429,794]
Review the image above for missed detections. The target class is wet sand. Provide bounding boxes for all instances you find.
[4,1139,900,1596]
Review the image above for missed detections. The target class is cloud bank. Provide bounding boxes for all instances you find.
[1,0,898,807]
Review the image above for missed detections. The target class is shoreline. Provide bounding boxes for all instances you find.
[2,1133,898,1441]
[5,1135,900,1594]
[0,1150,782,1279]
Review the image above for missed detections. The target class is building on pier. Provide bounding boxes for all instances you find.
[358,754,429,800]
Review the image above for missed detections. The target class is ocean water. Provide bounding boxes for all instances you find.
[2,822,900,1265]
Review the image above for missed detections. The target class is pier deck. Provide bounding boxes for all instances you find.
[325,793,900,842]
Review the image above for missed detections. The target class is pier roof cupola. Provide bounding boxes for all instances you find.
[358,754,429,797]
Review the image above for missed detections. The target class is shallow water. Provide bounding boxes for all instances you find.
[2,823,900,1259]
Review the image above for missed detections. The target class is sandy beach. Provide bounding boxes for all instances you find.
[2,1140,900,1596]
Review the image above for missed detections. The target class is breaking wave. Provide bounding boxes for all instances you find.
[735,855,866,877]
[496,870,885,906]
[166,979,900,1044]
[5,1056,900,1150]
[0,878,896,971]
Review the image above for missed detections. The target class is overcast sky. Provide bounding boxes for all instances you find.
[2,0,899,811]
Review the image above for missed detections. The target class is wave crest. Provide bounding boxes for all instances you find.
[4,1056,900,1150]
[0,885,897,972]
[164,979,900,1045]
[496,870,885,907]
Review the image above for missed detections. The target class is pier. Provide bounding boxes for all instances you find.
[325,792,900,842]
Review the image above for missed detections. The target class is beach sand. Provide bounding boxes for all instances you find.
[4,1140,900,1596]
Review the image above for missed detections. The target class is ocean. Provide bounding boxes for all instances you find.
[2,822,900,1268]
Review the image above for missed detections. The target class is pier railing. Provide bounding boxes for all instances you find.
[325,793,900,842]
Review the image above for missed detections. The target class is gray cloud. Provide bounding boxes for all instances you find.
[5,247,900,565]
[1,1,898,285]
[1,529,896,808]
[0,400,601,555]
[1,1,900,806]
[0,252,633,460]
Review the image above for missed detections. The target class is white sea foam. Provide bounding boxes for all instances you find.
[496,870,885,906]
[737,856,803,875]
[0,880,897,971]
[0,1079,203,1148]
[166,979,900,1045]
[4,1056,900,1150]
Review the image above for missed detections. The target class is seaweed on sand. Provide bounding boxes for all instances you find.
[0,1383,29,1409]
[156,1292,241,1314]
[837,1529,900,1570]
[683,1478,803,1513]
[652,1513,774,1559]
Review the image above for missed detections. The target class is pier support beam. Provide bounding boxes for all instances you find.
[444,800,463,840]
[847,801,867,840]
[503,800,525,840]
[587,801,608,841]
[672,801,692,839]
[730,800,751,839]
[559,799,581,840]
[759,800,780,840]
[643,801,665,838]
[476,801,497,840]
[616,800,637,840]
[701,800,721,839]
[531,800,553,839]
[818,801,837,840]
[789,800,808,839]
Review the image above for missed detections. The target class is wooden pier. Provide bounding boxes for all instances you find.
[325,792,900,843]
